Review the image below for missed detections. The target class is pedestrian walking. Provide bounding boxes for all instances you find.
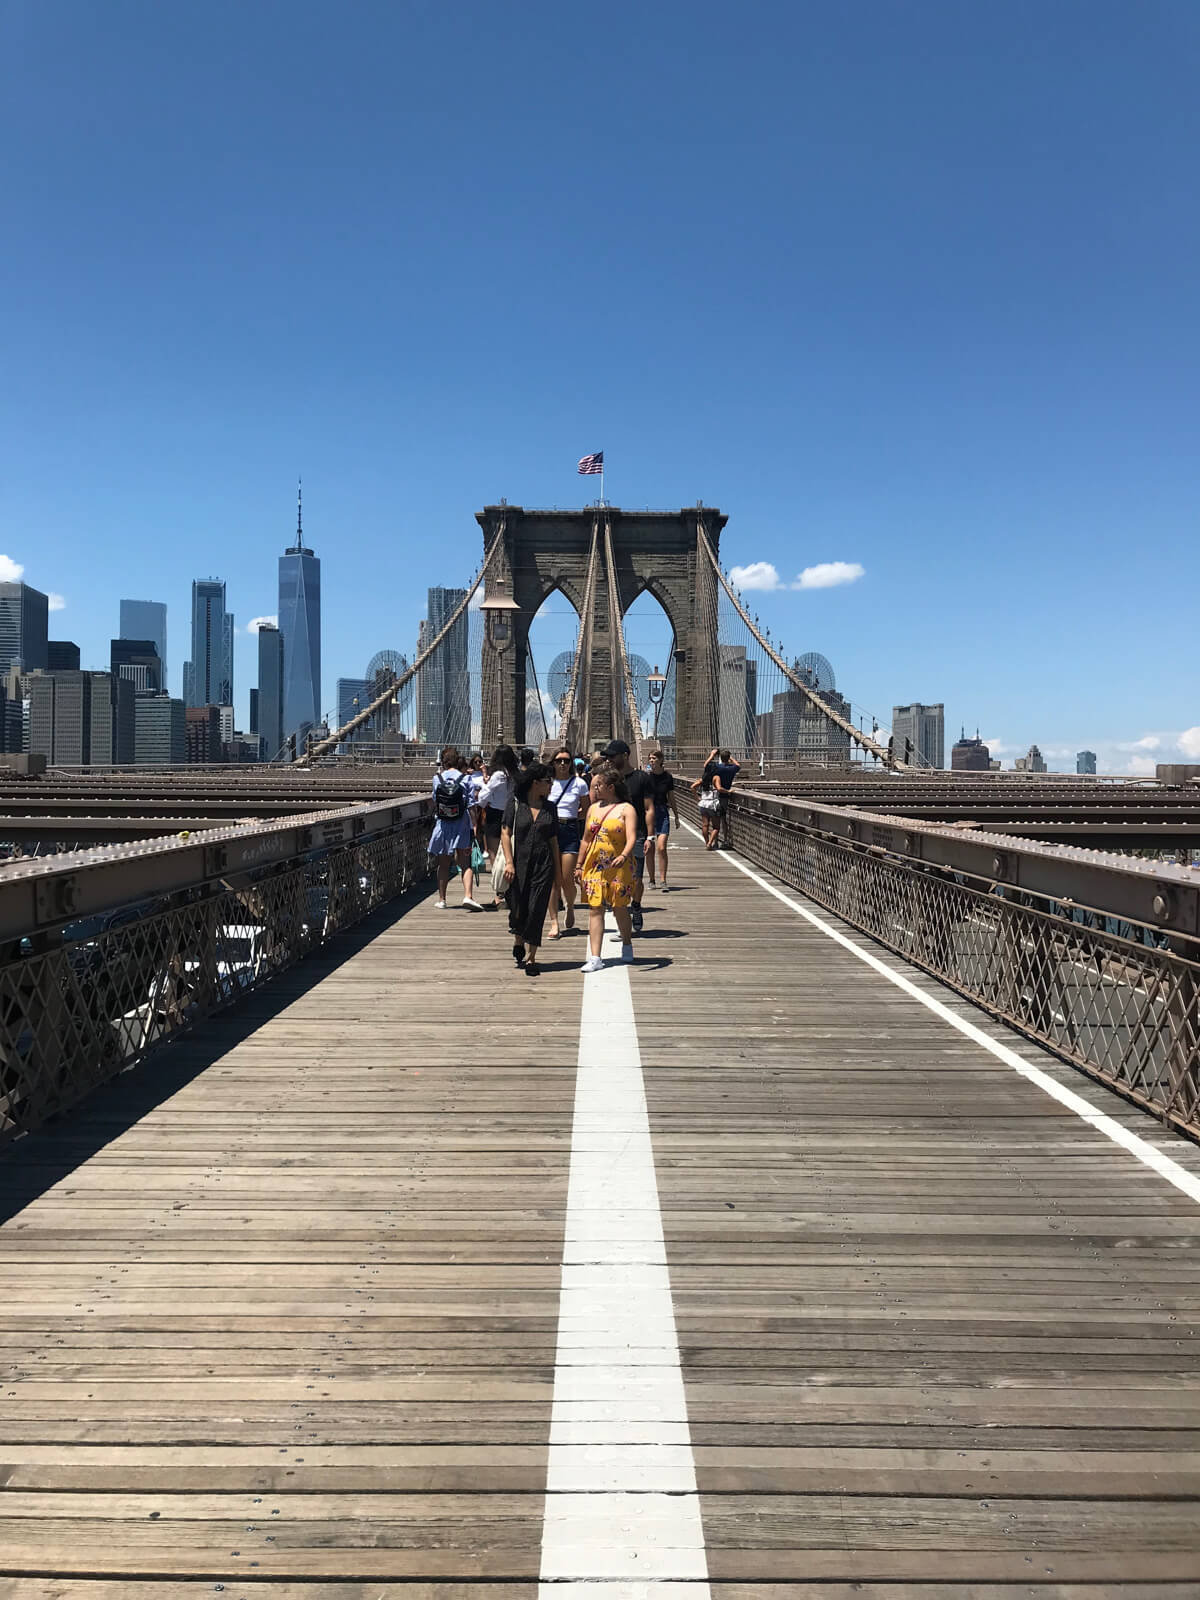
[575,764,637,972]
[546,746,590,939]
[600,740,655,933]
[429,745,482,910]
[476,744,519,900]
[499,762,562,977]
[644,749,680,890]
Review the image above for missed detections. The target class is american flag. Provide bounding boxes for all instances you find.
[577,452,604,475]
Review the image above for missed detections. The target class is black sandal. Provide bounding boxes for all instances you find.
[524,959,540,977]
[512,942,526,965]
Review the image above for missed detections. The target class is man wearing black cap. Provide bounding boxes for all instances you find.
[602,740,655,933]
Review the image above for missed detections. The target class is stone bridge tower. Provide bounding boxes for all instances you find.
[477,503,727,753]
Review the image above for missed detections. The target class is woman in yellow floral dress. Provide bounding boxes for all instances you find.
[575,764,637,972]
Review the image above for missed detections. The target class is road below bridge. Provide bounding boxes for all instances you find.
[1,831,1200,1592]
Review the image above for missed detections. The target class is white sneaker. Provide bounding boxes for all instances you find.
[434,899,447,910]
[580,955,604,973]
[462,898,483,911]
[620,943,635,963]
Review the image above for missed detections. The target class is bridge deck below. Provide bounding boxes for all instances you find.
[2,830,1200,1594]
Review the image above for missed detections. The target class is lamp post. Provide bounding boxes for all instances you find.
[646,663,667,738]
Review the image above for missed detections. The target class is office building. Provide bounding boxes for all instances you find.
[336,677,372,748]
[134,693,185,764]
[182,579,233,709]
[0,681,22,752]
[951,731,992,771]
[1014,744,1047,773]
[256,623,285,761]
[1077,750,1097,775]
[119,600,168,686]
[420,587,469,749]
[796,687,853,764]
[27,671,133,765]
[47,640,81,672]
[278,487,321,741]
[0,582,49,674]
[892,702,945,769]
[111,638,163,693]
[717,645,757,753]
[185,706,222,764]
[88,673,135,764]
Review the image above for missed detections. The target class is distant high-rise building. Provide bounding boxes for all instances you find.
[256,623,285,761]
[47,640,81,672]
[1013,743,1047,774]
[0,582,49,674]
[717,645,757,753]
[183,579,233,709]
[120,600,167,686]
[185,706,223,764]
[337,677,372,745]
[134,693,185,764]
[278,485,321,742]
[420,587,469,749]
[27,671,133,765]
[892,702,945,769]
[248,688,259,735]
[110,638,163,693]
[951,730,991,771]
[1076,750,1097,775]
[0,681,22,752]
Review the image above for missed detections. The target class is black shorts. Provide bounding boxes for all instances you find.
[483,805,505,841]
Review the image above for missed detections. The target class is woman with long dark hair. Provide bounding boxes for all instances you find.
[477,744,519,902]
[500,761,562,977]
[575,764,636,972]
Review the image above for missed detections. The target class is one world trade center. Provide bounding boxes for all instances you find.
[278,484,321,743]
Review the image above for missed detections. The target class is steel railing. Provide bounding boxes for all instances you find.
[679,786,1200,1141]
[0,797,433,1143]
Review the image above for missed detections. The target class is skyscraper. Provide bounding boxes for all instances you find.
[256,622,285,761]
[420,587,468,749]
[337,677,372,744]
[182,580,233,709]
[717,645,757,753]
[133,693,186,764]
[119,600,167,685]
[892,703,945,769]
[27,672,133,765]
[111,638,163,692]
[278,485,321,742]
[1077,750,1097,775]
[0,582,49,674]
[47,641,81,671]
[951,731,992,771]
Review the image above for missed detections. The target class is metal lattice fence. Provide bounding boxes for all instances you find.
[679,788,1200,1140]
[0,812,432,1143]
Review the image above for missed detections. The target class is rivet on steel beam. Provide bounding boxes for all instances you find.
[992,853,1008,878]
[1152,890,1174,922]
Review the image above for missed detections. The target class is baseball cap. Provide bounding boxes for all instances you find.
[602,739,630,758]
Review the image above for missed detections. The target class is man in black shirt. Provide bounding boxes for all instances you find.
[602,740,655,934]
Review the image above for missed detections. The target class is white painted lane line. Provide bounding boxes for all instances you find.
[681,821,1200,1206]
[539,920,709,1593]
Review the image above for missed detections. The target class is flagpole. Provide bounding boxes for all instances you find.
[599,462,605,506]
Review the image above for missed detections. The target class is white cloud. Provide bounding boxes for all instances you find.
[729,561,782,592]
[1178,727,1200,759]
[48,592,65,612]
[793,561,865,590]
[1127,734,1161,752]
[1124,755,1157,777]
[0,555,25,583]
[246,615,278,633]
[983,736,1008,753]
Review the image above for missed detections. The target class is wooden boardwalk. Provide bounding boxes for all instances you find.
[1,828,1200,1595]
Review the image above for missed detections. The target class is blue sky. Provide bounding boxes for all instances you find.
[3,0,1197,771]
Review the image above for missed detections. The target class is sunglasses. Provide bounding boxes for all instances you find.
[554,755,572,763]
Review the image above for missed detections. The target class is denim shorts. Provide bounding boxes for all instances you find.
[652,805,671,838]
[556,817,583,856]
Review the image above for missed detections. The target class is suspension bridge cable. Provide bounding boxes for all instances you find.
[297,530,506,765]
[696,523,909,772]
[603,512,647,765]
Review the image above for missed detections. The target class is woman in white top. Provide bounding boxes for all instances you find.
[476,744,519,903]
[546,747,592,938]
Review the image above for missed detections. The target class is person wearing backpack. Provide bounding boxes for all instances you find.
[430,745,482,910]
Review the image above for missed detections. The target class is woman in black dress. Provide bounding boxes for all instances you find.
[499,762,562,977]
